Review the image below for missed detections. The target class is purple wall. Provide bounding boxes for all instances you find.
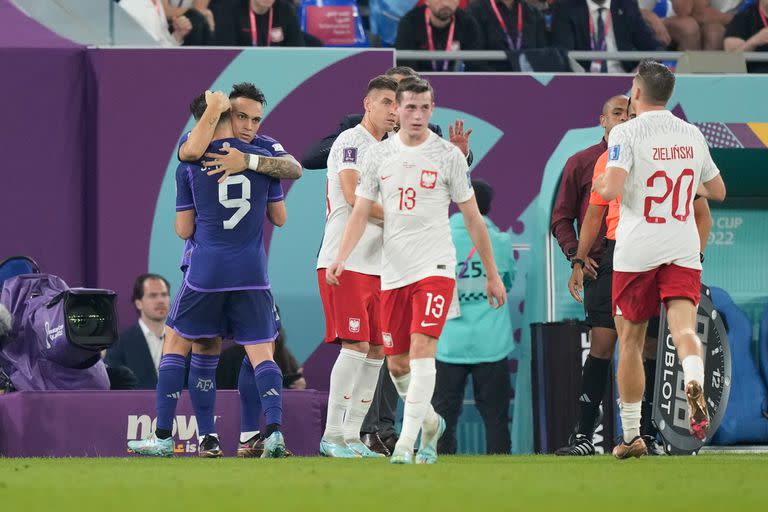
[0,0,85,284]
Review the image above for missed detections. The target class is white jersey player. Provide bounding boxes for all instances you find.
[595,61,726,459]
[316,76,397,459]
[326,78,507,465]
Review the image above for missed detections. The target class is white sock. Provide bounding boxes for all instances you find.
[396,358,437,452]
[619,401,642,443]
[343,357,384,442]
[681,355,705,388]
[390,368,439,435]
[239,430,259,443]
[323,348,366,442]
[390,371,410,400]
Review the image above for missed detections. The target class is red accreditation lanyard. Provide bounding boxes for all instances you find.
[249,7,274,46]
[425,8,456,71]
[489,0,523,50]
[760,6,767,28]
[458,247,477,278]
[587,9,611,50]
[588,8,611,70]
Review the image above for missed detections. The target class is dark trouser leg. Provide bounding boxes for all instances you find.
[432,361,470,455]
[361,357,399,437]
[471,359,512,455]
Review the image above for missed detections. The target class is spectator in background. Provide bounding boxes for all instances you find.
[212,0,305,46]
[692,0,739,48]
[638,0,703,50]
[725,0,768,71]
[551,0,662,72]
[395,0,486,71]
[119,0,193,46]
[468,0,549,71]
[105,274,172,390]
[433,179,515,455]
[163,0,215,45]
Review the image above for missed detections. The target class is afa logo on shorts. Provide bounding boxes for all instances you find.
[348,317,361,333]
[382,332,393,348]
[608,145,621,162]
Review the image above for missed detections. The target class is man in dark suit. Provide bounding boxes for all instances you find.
[105,274,172,390]
[551,0,663,72]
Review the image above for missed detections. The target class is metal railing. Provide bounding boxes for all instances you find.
[397,50,768,62]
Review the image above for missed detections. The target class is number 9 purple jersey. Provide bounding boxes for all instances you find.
[175,137,284,291]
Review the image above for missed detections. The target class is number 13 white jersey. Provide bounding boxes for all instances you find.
[356,131,474,290]
[607,110,720,272]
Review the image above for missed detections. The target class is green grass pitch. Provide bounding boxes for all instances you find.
[0,454,763,511]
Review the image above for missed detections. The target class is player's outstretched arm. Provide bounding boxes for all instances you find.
[205,148,303,182]
[696,175,726,202]
[457,196,507,309]
[175,210,195,240]
[326,197,374,286]
[179,91,230,162]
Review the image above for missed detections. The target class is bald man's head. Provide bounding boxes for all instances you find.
[600,95,629,138]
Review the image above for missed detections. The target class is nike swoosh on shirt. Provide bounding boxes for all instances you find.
[420,321,438,327]
[380,175,392,180]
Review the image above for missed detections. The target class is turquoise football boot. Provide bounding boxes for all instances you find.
[346,440,385,458]
[261,431,287,458]
[127,433,174,457]
[416,414,446,464]
[389,445,413,464]
[320,438,360,458]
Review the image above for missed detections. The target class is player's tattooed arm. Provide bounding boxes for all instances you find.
[205,149,303,183]
[254,155,303,180]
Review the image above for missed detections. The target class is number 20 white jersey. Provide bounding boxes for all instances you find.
[356,131,474,290]
[607,110,720,272]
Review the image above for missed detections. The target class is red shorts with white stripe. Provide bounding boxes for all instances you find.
[379,276,455,356]
[612,264,701,322]
[317,269,382,345]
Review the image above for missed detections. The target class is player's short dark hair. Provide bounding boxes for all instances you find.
[636,60,675,106]
[367,75,398,95]
[396,77,434,103]
[189,92,231,122]
[229,82,268,106]
[472,179,494,216]
[385,66,419,79]
[189,92,207,121]
[132,274,170,303]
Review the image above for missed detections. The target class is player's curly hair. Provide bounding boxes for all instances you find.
[636,60,675,106]
[229,82,268,105]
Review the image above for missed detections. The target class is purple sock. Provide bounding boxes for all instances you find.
[253,360,283,429]
[189,354,219,436]
[239,355,261,433]
[156,354,186,435]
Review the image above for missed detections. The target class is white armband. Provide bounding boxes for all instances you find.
[247,154,260,171]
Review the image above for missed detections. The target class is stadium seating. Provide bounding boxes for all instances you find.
[0,256,40,287]
[710,287,768,444]
[300,0,369,47]
[367,0,418,46]
[759,304,768,390]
